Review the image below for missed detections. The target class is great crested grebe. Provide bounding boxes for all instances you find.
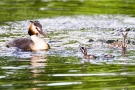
[6,21,50,51]
[109,30,128,48]
[121,30,128,56]
[109,30,128,56]
[80,47,97,59]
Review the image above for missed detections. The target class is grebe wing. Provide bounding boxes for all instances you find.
[6,37,34,51]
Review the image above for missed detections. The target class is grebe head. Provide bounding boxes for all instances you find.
[80,47,98,59]
[122,30,128,38]
[28,21,46,36]
[80,47,87,55]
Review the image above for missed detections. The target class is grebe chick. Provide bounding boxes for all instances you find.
[80,47,97,59]
[109,30,128,48]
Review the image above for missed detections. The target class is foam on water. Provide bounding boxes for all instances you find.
[1,15,135,64]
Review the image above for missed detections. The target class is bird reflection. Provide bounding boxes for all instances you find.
[30,53,48,90]
[30,54,47,68]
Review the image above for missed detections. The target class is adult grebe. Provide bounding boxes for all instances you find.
[6,21,50,51]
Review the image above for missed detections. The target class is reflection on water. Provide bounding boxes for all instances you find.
[30,54,47,90]
[30,54,47,68]
[0,48,135,89]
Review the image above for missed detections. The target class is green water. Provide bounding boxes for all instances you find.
[1,56,135,90]
[0,0,135,24]
[0,0,135,90]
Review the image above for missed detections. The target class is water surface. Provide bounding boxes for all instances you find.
[1,0,135,24]
[0,15,135,90]
[1,0,135,90]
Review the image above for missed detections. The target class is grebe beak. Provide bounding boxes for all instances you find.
[39,31,46,37]
[36,27,46,37]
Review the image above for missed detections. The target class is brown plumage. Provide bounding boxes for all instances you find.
[6,21,50,51]
[109,30,128,49]
[109,41,123,47]
[6,37,33,51]
[80,47,97,59]
[109,30,128,57]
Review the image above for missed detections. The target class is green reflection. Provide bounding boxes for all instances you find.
[0,55,135,90]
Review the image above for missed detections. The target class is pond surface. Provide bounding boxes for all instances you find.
[1,0,135,24]
[0,15,135,90]
[1,0,135,90]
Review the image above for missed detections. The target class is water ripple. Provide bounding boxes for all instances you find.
[50,72,135,77]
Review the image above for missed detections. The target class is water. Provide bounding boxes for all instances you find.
[1,0,135,90]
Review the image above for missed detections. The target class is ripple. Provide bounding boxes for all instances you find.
[46,82,82,86]
[50,72,135,77]
[0,76,6,79]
